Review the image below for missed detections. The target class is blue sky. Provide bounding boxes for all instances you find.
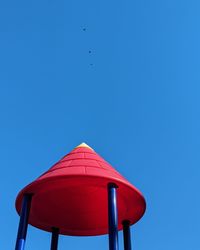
[0,0,200,249]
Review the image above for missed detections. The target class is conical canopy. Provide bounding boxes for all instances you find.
[16,143,146,236]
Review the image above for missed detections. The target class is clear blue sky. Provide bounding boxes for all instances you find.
[0,0,200,249]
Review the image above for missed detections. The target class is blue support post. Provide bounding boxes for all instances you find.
[50,227,59,250]
[123,220,132,250]
[108,183,119,250]
[15,194,32,250]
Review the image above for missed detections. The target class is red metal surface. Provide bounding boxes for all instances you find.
[15,144,146,236]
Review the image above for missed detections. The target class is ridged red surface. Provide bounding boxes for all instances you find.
[15,144,146,236]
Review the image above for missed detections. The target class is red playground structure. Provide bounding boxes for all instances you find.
[15,143,146,250]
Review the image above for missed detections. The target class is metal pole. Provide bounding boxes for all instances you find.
[50,227,59,250]
[15,194,32,250]
[123,220,132,250]
[108,183,119,250]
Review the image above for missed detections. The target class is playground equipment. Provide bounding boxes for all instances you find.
[15,143,146,250]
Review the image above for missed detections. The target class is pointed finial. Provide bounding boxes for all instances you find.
[75,142,94,150]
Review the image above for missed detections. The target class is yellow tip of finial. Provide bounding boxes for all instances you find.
[75,142,93,150]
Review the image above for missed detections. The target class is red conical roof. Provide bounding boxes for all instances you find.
[16,143,146,236]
